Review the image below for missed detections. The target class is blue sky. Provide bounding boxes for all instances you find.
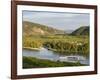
[23,11,90,30]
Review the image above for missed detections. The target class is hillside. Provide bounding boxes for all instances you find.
[71,26,89,36]
[23,21,65,36]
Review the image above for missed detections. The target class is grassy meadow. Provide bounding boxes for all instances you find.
[23,56,85,68]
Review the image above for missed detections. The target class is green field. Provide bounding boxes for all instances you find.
[23,56,85,68]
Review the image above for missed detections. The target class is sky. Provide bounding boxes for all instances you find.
[23,11,90,30]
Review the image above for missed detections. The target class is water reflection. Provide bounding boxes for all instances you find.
[22,48,89,65]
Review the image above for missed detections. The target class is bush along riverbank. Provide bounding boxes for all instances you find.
[23,35,89,56]
[23,56,85,68]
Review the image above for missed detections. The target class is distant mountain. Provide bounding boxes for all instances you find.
[65,30,74,34]
[71,26,89,36]
[23,21,65,36]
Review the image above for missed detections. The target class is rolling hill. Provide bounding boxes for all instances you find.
[23,21,65,36]
[23,21,89,36]
[71,26,89,36]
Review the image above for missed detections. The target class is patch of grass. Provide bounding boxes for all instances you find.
[23,56,85,69]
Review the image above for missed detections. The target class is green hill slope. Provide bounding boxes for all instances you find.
[71,26,89,36]
[23,21,65,36]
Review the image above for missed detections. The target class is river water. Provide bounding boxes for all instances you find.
[22,48,89,65]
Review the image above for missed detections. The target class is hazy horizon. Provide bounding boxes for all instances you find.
[23,11,90,30]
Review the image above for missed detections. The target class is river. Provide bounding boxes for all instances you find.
[22,48,89,65]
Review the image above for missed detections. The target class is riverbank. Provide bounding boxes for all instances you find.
[23,47,42,51]
[23,56,85,68]
[47,48,88,55]
[23,47,89,57]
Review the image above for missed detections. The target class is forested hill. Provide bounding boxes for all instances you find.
[71,26,89,36]
[23,21,65,36]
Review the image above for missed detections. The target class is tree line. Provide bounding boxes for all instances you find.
[23,37,89,55]
[44,40,89,54]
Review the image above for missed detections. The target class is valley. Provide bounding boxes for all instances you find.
[22,21,89,68]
